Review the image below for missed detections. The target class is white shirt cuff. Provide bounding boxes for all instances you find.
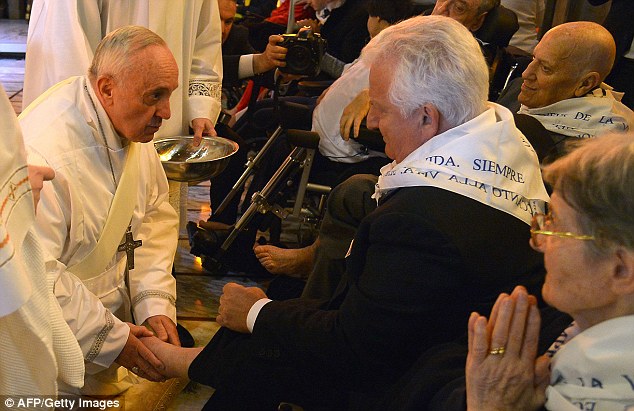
[239,54,256,80]
[246,298,272,333]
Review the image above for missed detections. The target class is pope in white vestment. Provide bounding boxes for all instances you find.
[24,0,224,233]
[19,75,179,395]
[23,0,223,137]
[0,85,84,403]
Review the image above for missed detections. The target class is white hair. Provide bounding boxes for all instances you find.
[361,15,489,127]
[89,25,166,84]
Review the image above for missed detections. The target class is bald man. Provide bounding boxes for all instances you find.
[519,21,616,108]
[500,21,633,154]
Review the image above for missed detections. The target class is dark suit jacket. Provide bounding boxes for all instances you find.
[320,0,369,63]
[190,186,545,410]
[222,24,257,88]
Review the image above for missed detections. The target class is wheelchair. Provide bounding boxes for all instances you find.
[188,98,332,275]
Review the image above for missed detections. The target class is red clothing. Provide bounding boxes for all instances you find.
[266,1,315,24]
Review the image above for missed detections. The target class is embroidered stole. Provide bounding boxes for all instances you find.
[67,142,140,280]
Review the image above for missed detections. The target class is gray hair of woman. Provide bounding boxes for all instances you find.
[88,25,167,85]
[542,132,634,254]
[360,15,489,129]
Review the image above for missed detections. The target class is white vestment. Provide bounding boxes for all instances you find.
[545,316,634,411]
[23,0,223,138]
[313,58,385,163]
[0,85,84,402]
[19,76,179,395]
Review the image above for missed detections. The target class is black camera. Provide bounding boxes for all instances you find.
[278,30,327,77]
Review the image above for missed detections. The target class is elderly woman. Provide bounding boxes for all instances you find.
[466,132,634,410]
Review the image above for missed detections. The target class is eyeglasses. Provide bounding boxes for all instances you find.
[530,212,595,248]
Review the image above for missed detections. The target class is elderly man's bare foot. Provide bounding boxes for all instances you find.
[253,240,318,278]
[140,336,202,380]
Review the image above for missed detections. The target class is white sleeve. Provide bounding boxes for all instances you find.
[188,0,223,124]
[51,260,130,373]
[128,145,179,326]
[247,298,273,333]
[238,54,256,80]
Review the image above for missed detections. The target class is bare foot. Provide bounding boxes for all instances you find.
[140,336,203,380]
[253,240,318,278]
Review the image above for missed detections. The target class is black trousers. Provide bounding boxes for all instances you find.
[188,324,350,410]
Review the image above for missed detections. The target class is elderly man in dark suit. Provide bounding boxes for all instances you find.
[141,15,550,411]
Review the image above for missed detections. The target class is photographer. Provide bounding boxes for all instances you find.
[220,0,288,90]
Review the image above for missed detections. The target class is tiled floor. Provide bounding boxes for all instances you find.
[0,18,278,409]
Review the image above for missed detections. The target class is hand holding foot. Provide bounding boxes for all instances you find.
[116,323,166,382]
[140,335,203,380]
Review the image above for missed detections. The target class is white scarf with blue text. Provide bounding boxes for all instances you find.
[373,103,549,225]
[545,315,634,411]
[518,83,634,139]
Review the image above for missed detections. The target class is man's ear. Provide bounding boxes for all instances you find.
[419,104,441,139]
[469,12,488,33]
[95,75,116,107]
[377,18,391,33]
[610,248,634,296]
[574,72,601,97]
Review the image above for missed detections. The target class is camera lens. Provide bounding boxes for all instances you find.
[287,45,313,72]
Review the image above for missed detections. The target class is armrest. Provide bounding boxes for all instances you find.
[297,80,335,96]
[356,125,385,153]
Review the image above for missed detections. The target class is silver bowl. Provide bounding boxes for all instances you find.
[154,136,239,183]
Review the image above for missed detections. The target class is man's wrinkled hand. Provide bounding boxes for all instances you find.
[216,283,267,333]
[340,89,370,140]
[115,323,167,382]
[191,118,217,147]
[253,35,287,74]
[143,315,180,346]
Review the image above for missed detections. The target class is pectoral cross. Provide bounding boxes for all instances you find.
[118,226,142,270]
[8,182,18,201]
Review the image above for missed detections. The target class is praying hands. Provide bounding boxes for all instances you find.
[466,286,550,411]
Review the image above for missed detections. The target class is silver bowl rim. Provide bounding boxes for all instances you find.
[154,135,239,164]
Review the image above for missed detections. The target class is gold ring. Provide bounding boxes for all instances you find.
[489,346,506,355]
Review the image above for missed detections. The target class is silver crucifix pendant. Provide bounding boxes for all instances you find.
[118,225,142,270]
